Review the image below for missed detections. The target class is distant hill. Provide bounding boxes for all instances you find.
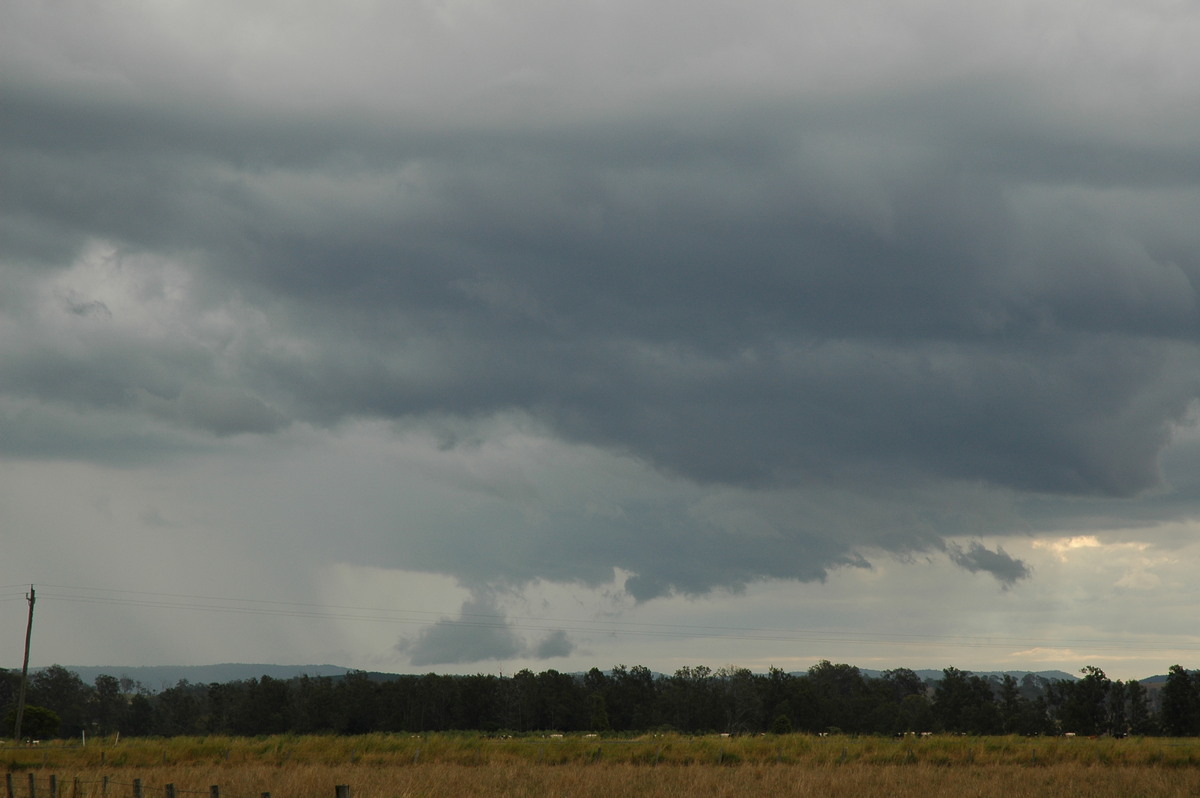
[39,664,1165,692]
[46,663,351,691]
[857,668,1078,683]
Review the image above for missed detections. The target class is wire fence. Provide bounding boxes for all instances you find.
[3,775,350,798]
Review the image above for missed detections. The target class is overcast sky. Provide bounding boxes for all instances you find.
[4,0,1200,682]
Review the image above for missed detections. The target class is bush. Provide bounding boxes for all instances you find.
[4,705,61,739]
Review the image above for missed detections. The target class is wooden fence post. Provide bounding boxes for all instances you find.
[102,776,109,798]
[73,778,80,798]
[28,773,36,798]
[335,786,350,798]
[209,786,219,798]
[5,773,13,798]
[133,778,142,798]
[49,775,57,798]
[165,785,175,798]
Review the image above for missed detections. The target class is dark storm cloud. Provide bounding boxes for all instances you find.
[378,462,1013,601]
[5,0,1200,598]
[138,385,289,437]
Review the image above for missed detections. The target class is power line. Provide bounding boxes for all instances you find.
[24,583,1170,647]
[20,582,1200,656]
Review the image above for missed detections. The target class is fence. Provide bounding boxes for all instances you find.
[3,776,351,798]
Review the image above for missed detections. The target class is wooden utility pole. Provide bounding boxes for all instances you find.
[13,585,35,741]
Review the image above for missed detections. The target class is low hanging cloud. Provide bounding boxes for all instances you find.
[4,0,1200,613]
[533,629,575,660]
[945,542,1032,589]
[397,593,576,666]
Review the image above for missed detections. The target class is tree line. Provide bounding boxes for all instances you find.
[4,662,1200,739]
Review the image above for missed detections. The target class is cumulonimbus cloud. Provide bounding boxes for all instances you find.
[4,0,1200,611]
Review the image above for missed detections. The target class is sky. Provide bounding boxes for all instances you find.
[4,0,1200,682]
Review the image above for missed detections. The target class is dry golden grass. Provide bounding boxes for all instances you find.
[7,734,1200,798]
[11,762,1200,798]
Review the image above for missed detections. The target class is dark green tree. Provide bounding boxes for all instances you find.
[662,666,721,732]
[454,674,501,731]
[29,665,92,737]
[333,671,380,733]
[0,669,21,719]
[407,673,457,731]
[533,669,585,730]
[1107,679,1128,737]
[157,680,204,736]
[583,668,611,731]
[587,691,611,731]
[881,668,927,701]
[583,668,609,694]
[1058,667,1110,736]
[93,674,126,735]
[787,675,820,733]
[716,667,762,734]
[510,669,540,731]
[291,675,336,733]
[206,682,235,734]
[898,693,935,733]
[124,693,154,736]
[998,674,1023,734]
[863,668,929,735]
[607,665,658,731]
[1126,679,1154,735]
[761,667,795,732]
[5,705,60,739]
[806,661,869,734]
[933,667,1000,734]
[1161,665,1199,736]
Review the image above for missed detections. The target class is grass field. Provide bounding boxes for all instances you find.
[5,734,1200,797]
